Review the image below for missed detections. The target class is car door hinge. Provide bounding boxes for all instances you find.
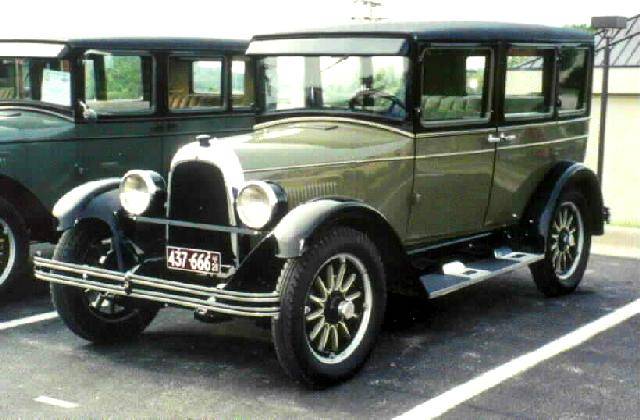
[411,192,422,205]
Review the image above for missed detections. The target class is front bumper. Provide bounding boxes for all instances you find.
[34,256,280,318]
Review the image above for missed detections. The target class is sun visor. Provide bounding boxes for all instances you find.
[246,37,408,56]
[0,42,68,58]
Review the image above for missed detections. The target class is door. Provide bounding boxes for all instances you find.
[162,54,256,172]
[485,46,560,228]
[408,46,497,242]
[75,51,163,181]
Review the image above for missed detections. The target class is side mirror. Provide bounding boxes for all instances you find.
[78,100,97,122]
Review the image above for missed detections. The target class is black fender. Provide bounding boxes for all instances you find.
[52,178,131,269]
[523,162,605,248]
[271,198,405,259]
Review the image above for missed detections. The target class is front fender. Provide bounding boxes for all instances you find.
[52,178,122,232]
[271,199,395,258]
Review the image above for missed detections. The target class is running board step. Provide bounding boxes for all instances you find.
[420,249,544,299]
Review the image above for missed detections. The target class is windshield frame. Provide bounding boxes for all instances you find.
[254,51,414,126]
[0,42,75,117]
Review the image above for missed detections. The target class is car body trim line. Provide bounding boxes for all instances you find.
[498,135,588,150]
[243,155,415,173]
[500,116,590,131]
[416,127,495,139]
[253,116,415,138]
[415,149,495,159]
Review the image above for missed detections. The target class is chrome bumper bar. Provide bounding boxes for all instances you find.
[33,256,280,318]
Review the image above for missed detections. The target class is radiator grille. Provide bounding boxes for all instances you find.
[168,161,234,264]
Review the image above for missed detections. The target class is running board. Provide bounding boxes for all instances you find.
[420,249,544,299]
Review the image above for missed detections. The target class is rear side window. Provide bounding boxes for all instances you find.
[168,57,223,111]
[84,53,154,115]
[231,56,255,108]
[558,48,588,114]
[420,48,491,123]
[504,48,554,118]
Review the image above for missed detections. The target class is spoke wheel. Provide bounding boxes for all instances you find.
[0,218,17,285]
[272,227,386,387]
[549,202,584,281]
[530,189,592,297]
[51,224,159,343]
[304,253,372,364]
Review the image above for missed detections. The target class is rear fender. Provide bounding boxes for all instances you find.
[523,162,605,248]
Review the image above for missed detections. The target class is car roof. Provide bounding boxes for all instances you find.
[254,21,594,44]
[0,37,249,52]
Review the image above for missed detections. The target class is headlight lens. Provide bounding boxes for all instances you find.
[236,182,282,230]
[119,170,165,216]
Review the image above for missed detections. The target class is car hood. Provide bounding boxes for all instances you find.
[172,119,410,174]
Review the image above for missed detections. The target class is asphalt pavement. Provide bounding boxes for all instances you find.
[0,252,638,419]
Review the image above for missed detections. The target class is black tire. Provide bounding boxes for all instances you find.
[50,223,158,344]
[272,227,386,388]
[530,189,592,297]
[0,198,30,295]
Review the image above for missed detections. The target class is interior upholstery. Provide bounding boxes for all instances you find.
[421,95,483,121]
[168,94,222,109]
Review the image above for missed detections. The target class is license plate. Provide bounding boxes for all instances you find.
[166,246,221,275]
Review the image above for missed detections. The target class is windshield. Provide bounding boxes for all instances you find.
[261,55,408,119]
[0,57,72,108]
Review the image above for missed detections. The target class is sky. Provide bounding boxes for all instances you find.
[1,0,637,40]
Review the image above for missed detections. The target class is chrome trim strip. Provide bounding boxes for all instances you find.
[254,116,415,138]
[416,127,495,139]
[498,135,587,150]
[132,216,261,236]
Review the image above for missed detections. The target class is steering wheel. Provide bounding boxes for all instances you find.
[348,89,406,117]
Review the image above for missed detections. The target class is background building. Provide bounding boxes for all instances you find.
[587,14,640,226]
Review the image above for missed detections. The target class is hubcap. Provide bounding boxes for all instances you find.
[304,253,372,364]
[549,201,584,281]
[0,219,16,285]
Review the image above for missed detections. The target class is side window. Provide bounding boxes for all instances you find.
[421,48,491,123]
[84,53,154,115]
[231,56,255,108]
[168,56,223,111]
[558,48,588,114]
[504,48,554,118]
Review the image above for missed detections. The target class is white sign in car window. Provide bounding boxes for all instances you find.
[41,69,71,106]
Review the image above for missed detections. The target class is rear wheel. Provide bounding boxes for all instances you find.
[272,227,386,387]
[0,198,29,295]
[50,223,159,343]
[530,189,592,297]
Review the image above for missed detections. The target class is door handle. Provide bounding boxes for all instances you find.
[488,134,501,143]
[501,134,517,142]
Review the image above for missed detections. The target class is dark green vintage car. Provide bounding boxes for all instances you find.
[35,22,606,387]
[0,38,255,292]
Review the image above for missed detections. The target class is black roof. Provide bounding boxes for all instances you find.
[254,21,593,44]
[1,37,248,52]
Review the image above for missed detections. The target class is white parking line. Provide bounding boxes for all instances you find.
[34,395,79,409]
[395,298,640,420]
[0,311,58,332]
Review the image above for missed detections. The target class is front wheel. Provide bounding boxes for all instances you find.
[272,227,386,388]
[530,189,592,297]
[51,223,159,344]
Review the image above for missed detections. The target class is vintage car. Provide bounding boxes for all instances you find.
[0,38,255,293]
[34,22,606,387]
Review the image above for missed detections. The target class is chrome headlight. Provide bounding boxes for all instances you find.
[236,181,286,230]
[119,170,165,216]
